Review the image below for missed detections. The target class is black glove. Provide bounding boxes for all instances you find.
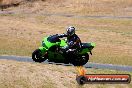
[57,33,67,38]
[68,41,74,48]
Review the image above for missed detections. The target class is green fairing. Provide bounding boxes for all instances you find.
[47,39,67,62]
[48,51,65,62]
[91,42,96,47]
[39,37,57,54]
[79,42,96,54]
[39,37,67,61]
[60,40,67,47]
[39,47,47,54]
[42,37,59,49]
[80,48,89,54]
[42,37,67,48]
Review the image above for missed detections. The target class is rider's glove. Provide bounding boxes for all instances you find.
[57,33,67,38]
[68,41,74,47]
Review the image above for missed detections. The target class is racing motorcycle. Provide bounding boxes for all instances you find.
[32,34,95,66]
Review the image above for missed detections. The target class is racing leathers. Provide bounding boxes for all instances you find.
[57,33,82,50]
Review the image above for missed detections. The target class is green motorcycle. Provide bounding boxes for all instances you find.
[32,34,95,66]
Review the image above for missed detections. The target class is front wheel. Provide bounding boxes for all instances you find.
[32,49,47,63]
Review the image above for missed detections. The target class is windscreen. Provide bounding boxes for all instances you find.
[47,35,61,43]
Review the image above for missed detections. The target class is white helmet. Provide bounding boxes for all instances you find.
[67,26,75,36]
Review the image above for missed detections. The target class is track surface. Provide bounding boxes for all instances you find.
[0,55,132,72]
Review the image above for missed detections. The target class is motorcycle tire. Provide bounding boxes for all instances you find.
[32,49,47,63]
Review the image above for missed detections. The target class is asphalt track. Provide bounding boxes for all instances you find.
[0,55,132,72]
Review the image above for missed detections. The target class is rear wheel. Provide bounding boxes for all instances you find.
[72,53,89,66]
[32,49,47,63]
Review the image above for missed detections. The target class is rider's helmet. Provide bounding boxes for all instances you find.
[66,26,75,37]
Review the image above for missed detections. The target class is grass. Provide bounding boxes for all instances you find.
[1,0,132,16]
[0,60,131,88]
[0,60,56,88]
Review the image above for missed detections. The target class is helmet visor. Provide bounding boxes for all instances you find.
[67,31,75,36]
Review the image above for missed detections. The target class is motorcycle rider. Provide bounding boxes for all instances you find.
[57,26,82,52]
